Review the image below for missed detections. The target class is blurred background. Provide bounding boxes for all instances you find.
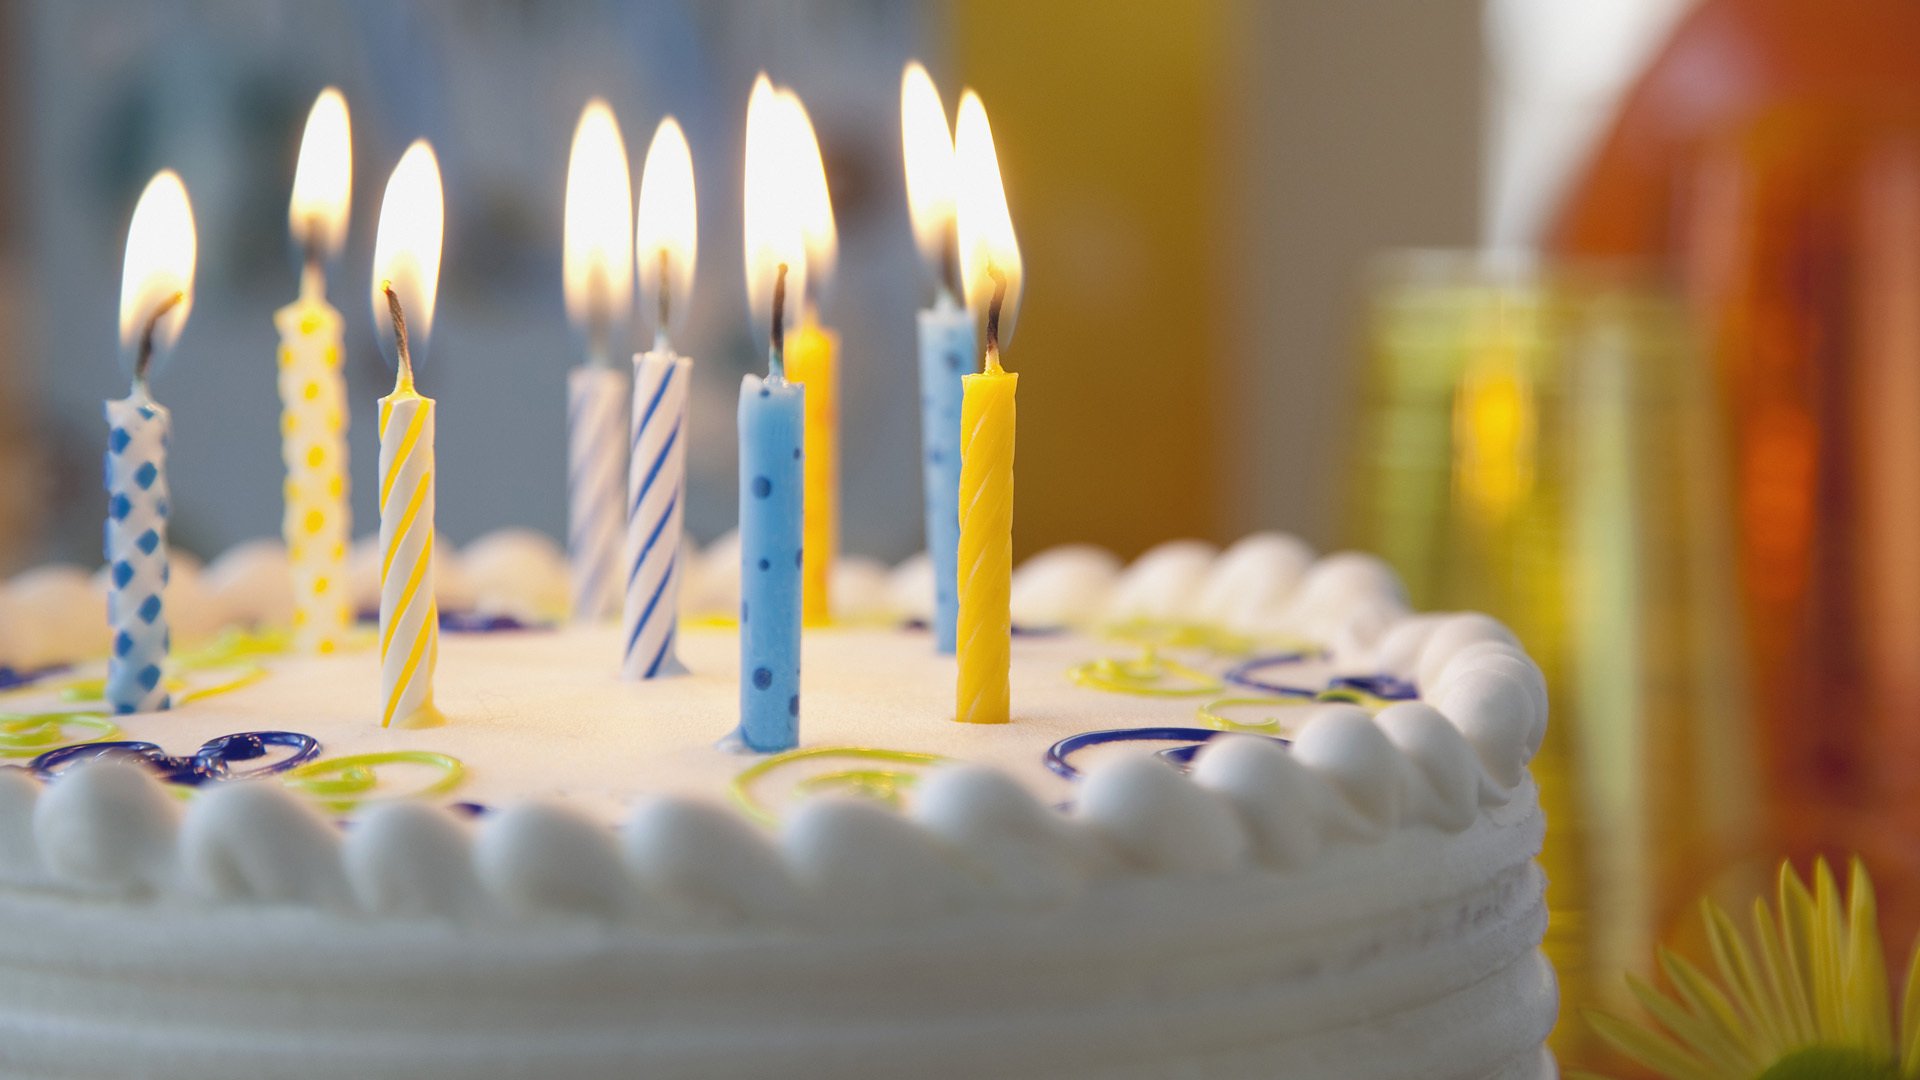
[4,0,1920,1073]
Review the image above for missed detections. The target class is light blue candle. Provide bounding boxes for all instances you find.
[736,366,804,752]
[917,289,975,653]
[103,387,171,714]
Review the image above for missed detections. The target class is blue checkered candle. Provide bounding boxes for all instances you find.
[623,116,699,680]
[106,170,198,715]
[735,75,809,752]
[901,62,975,653]
[562,100,635,624]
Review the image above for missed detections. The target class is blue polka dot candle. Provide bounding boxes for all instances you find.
[735,74,810,753]
[106,170,197,715]
[623,117,698,680]
[901,63,976,654]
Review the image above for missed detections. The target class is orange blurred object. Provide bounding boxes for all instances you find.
[1552,0,1920,971]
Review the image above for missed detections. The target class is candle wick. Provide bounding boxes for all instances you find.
[984,265,1007,370]
[770,262,789,380]
[656,248,672,340]
[133,290,185,392]
[384,283,414,390]
[939,224,960,299]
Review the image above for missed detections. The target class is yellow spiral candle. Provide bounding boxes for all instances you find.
[275,286,350,654]
[376,375,443,729]
[369,139,445,730]
[786,314,838,626]
[956,354,1016,725]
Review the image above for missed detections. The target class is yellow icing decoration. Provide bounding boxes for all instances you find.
[283,751,465,813]
[1196,696,1315,735]
[0,713,119,758]
[1069,647,1224,697]
[730,746,951,825]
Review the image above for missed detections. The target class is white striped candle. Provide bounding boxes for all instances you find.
[622,347,689,679]
[568,365,629,622]
[377,377,443,728]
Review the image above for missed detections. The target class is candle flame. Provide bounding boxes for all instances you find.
[635,116,697,345]
[743,73,808,346]
[289,87,352,259]
[955,90,1022,350]
[563,98,634,339]
[118,169,197,360]
[780,89,836,296]
[370,140,445,367]
[901,61,957,285]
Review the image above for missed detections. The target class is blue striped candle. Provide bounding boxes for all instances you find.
[567,365,629,623]
[735,372,803,752]
[917,290,975,653]
[103,389,172,714]
[622,347,689,679]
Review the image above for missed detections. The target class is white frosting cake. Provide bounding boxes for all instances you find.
[0,532,1557,1079]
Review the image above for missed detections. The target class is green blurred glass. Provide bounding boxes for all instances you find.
[1348,252,1761,1070]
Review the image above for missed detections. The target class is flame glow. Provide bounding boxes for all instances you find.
[563,99,634,333]
[289,87,353,257]
[954,90,1023,349]
[900,61,957,281]
[370,140,445,361]
[635,116,697,344]
[743,73,808,343]
[780,89,836,294]
[118,170,197,357]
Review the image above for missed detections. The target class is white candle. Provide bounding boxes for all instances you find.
[623,117,698,679]
[562,99,634,624]
[106,171,196,715]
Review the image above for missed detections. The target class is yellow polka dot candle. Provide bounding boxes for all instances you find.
[369,141,447,730]
[778,90,840,627]
[953,90,1024,727]
[276,88,354,654]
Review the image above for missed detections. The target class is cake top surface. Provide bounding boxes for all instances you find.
[0,531,1548,928]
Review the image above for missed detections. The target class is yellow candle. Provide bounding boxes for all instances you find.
[275,285,350,654]
[280,87,354,654]
[956,353,1016,725]
[785,313,838,626]
[951,87,1024,726]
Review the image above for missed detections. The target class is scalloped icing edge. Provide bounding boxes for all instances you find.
[0,533,1549,927]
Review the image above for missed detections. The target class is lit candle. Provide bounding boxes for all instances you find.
[623,116,697,680]
[778,91,840,627]
[563,99,634,624]
[735,74,808,752]
[953,90,1024,726]
[901,62,975,654]
[370,141,447,730]
[106,170,196,715]
[277,88,354,655]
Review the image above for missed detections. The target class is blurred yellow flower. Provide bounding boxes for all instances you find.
[1582,859,1920,1080]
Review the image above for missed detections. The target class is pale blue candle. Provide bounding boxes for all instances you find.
[917,289,975,653]
[736,365,804,753]
[103,386,171,714]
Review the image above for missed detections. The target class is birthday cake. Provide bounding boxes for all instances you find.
[0,530,1556,1079]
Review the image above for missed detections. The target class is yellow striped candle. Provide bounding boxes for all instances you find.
[956,354,1015,725]
[952,88,1024,726]
[377,374,442,729]
[785,314,838,626]
[370,140,445,730]
[280,87,354,654]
